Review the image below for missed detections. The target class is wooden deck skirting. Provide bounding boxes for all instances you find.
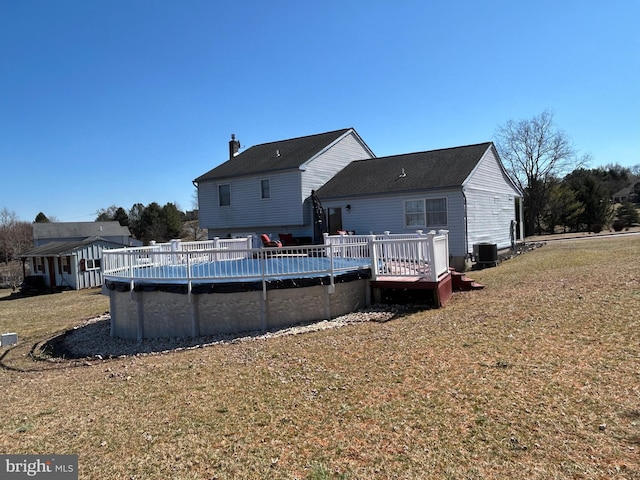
[370,271,453,307]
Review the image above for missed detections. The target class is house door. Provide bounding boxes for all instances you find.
[327,208,343,234]
[47,257,56,290]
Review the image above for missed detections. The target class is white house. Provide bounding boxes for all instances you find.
[19,222,140,291]
[194,130,523,270]
[316,142,524,270]
[193,128,375,243]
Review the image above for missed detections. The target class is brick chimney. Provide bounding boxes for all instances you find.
[229,134,241,159]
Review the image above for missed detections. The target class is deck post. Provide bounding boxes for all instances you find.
[427,230,438,281]
[369,235,379,280]
[438,229,450,273]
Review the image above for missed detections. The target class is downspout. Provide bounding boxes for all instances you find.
[461,187,469,260]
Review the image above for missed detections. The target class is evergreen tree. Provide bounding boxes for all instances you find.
[542,181,584,233]
[34,212,50,223]
[564,169,613,231]
[113,207,130,226]
[161,203,183,240]
[140,202,163,243]
[616,201,640,227]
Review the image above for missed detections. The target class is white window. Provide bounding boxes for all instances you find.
[405,198,448,228]
[218,184,231,207]
[261,179,270,199]
[426,198,447,226]
[34,257,45,273]
[85,259,102,270]
[58,256,71,274]
[404,200,425,227]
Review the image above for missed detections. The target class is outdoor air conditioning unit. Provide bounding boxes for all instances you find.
[474,243,498,266]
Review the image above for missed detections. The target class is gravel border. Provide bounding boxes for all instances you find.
[42,305,406,360]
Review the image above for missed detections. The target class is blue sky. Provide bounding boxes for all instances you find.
[1,0,639,222]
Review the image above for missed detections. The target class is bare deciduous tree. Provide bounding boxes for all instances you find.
[0,208,33,266]
[495,109,585,235]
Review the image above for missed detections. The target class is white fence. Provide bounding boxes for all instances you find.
[102,231,450,286]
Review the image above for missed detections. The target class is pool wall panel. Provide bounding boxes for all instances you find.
[108,279,371,340]
[198,290,263,335]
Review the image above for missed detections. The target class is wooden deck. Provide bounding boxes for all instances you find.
[370,271,453,307]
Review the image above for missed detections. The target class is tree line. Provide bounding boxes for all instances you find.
[0,203,204,266]
[495,109,639,236]
[95,202,205,244]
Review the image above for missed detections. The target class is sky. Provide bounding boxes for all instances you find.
[1,0,639,223]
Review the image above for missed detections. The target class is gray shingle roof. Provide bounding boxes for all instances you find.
[19,237,123,257]
[316,142,493,198]
[194,128,354,182]
[33,222,131,240]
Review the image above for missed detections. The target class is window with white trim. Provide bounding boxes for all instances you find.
[404,200,425,227]
[218,184,231,206]
[426,198,447,226]
[58,256,71,274]
[86,258,102,270]
[34,257,45,273]
[404,198,448,227]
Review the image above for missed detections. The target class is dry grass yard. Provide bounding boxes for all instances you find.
[0,236,639,479]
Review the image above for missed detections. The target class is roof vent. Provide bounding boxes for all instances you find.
[399,168,406,178]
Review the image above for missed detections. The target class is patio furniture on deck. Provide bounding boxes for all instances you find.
[278,233,299,246]
[260,234,282,248]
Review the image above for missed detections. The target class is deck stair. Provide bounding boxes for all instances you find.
[450,268,484,291]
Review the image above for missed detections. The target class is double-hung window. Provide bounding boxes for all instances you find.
[404,200,425,227]
[58,256,71,274]
[404,198,448,228]
[426,198,447,226]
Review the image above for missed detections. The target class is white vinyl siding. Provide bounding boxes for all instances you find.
[463,147,522,252]
[198,130,374,237]
[301,132,374,192]
[322,190,466,257]
[200,171,303,232]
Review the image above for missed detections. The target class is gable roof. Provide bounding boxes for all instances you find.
[613,182,640,198]
[194,128,364,182]
[33,222,131,240]
[19,237,125,257]
[316,142,493,198]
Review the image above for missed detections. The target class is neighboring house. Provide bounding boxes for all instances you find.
[612,182,640,204]
[193,128,375,243]
[317,142,523,270]
[195,130,523,270]
[32,221,137,247]
[19,237,126,291]
[19,222,140,291]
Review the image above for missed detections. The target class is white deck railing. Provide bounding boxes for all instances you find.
[102,231,450,287]
[324,230,450,281]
